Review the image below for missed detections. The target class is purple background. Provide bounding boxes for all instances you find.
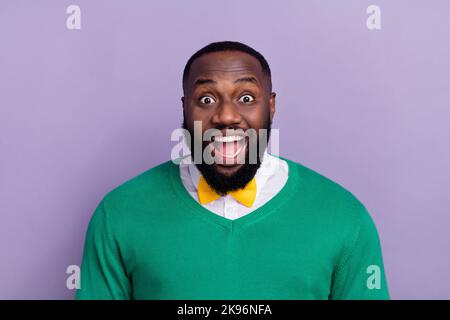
[1,0,449,299]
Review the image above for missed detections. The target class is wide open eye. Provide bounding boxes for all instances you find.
[238,94,255,103]
[199,96,216,105]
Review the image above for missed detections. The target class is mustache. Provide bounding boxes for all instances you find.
[181,119,272,146]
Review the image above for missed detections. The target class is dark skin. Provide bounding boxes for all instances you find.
[182,51,276,177]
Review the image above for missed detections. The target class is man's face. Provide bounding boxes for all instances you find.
[182,50,276,194]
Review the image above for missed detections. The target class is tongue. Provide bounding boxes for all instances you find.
[220,141,238,157]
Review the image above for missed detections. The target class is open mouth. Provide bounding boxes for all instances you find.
[209,134,247,165]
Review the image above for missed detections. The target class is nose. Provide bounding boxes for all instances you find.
[211,99,242,128]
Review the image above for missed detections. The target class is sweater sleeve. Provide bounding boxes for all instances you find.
[329,206,390,300]
[75,200,132,300]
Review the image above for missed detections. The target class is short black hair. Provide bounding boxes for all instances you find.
[182,41,272,92]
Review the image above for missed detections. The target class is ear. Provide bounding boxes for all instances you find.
[269,92,276,122]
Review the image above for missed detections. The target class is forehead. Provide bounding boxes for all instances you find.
[186,51,265,85]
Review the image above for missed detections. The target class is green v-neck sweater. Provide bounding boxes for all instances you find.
[75,157,389,300]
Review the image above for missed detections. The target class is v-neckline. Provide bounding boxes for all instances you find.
[168,156,300,233]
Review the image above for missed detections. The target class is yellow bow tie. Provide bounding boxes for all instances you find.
[198,175,257,207]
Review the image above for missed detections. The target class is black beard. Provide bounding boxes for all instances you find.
[182,118,272,196]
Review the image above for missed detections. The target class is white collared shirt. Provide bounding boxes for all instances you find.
[179,151,289,220]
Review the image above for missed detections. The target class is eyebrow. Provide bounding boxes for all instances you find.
[234,76,259,85]
[193,78,217,87]
[193,76,259,88]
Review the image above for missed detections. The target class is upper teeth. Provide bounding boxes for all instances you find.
[215,135,244,143]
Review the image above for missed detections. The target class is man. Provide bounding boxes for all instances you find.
[76,41,389,300]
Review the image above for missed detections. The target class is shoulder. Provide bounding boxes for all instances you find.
[281,156,376,231]
[281,157,383,260]
[101,160,177,214]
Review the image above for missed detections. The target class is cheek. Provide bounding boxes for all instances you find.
[239,108,268,130]
[189,106,213,122]
[186,109,216,140]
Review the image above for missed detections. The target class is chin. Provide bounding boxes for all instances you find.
[214,163,244,177]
